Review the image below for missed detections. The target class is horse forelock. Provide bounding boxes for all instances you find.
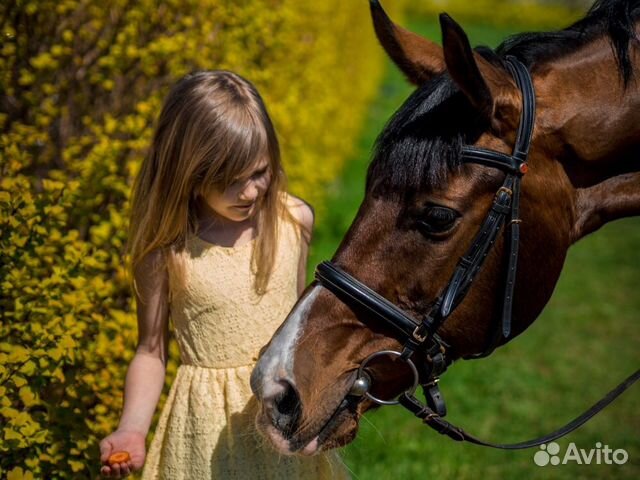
[366,75,487,197]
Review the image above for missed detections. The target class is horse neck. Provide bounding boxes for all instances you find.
[533,36,640,240]
[535,36,640,187]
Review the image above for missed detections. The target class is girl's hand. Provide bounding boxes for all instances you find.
[99,429,146,478]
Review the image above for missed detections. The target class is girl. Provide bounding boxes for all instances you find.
[99,71,347,479]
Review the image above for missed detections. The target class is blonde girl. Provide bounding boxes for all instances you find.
[99,71,347,479]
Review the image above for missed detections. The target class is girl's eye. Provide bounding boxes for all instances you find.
[252,167,268,179]
[255,165,269,178]
[233,167,268,185]
[416,206,460,237]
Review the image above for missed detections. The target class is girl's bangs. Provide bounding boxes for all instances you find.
[214,110,270,189]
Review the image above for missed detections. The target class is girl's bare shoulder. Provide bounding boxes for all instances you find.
[284,193,314,234]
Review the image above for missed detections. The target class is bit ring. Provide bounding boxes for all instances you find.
[355,350,419,406]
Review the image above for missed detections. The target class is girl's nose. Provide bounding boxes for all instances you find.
[239,181,259,202]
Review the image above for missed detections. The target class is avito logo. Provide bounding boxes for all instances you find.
[534,442,629,466]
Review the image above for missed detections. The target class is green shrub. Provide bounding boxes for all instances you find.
[0,1,405,477]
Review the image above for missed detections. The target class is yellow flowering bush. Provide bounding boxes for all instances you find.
[0,0,404,477]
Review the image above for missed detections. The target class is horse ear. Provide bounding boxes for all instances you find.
[440,13,517,125]
[370,0,445,85]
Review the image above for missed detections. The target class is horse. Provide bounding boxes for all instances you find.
[251,0,640,455]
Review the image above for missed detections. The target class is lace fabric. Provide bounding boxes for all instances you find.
[141,203,347,479]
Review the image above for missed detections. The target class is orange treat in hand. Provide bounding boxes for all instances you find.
[108,451,131,464]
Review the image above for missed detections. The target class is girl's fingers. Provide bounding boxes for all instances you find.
[101,460,136,478]
[100,463,136,477]
[99,439,113,463]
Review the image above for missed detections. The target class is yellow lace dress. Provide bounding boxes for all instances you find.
[141,211,347,479]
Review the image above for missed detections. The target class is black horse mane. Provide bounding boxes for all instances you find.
[367,0,640,195]
[498,0,640,84]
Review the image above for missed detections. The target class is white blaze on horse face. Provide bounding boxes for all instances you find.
[251,285,320,400]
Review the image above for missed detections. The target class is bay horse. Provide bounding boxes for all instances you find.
[251,0,640,455]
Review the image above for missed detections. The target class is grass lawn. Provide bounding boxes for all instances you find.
[307,18,640,480]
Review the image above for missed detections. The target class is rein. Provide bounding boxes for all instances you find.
[314,56,639,449]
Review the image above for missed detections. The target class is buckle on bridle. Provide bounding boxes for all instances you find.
[422,377,440,388]
[412,325,428,343]
[496,186,513,198]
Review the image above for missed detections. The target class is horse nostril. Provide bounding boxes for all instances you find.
[271,379,301,437]
[274,379,298,415]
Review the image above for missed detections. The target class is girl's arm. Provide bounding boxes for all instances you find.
[288,195,315,294]
[100,251,170,478]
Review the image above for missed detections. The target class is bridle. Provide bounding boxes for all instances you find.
[314,56,639,449]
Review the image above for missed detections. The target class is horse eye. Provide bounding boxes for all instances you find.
[417,206,459,236]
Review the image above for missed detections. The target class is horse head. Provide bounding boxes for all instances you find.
[251,0,640,455]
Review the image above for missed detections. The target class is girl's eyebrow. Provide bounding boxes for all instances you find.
[235,161,269,181]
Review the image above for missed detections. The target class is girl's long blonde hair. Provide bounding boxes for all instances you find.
[129,70,295,299]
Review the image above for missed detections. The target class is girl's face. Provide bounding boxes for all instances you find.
[203,156,272,222]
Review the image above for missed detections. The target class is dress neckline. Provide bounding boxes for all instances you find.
[192,233,257,251]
